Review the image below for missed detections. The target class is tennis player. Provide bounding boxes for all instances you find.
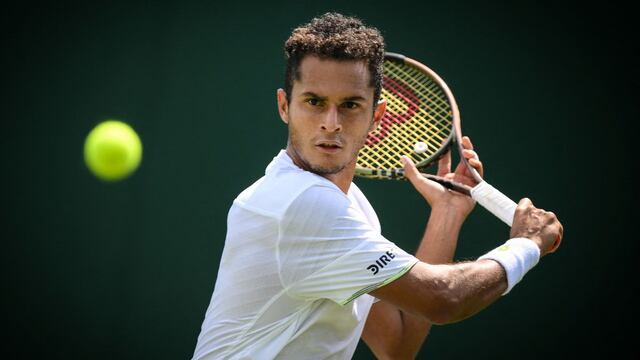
[192,12,563,360]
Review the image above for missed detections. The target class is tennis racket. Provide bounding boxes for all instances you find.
[356,52,557,250]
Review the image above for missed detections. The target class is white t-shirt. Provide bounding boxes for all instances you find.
[192,150,418,360]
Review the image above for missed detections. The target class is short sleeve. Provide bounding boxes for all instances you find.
[278,185,418,305]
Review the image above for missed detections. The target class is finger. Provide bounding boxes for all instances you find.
[462,149,479,161]
[467,158,482,169]
[458,148,483,178]
[548,234,562,253]
[401,156,421,182]
[558,222,564,238]
[548,223,563,253]
[437,150,452,177]
[542,210,562,253]
[517,197,533,210]
[462,136,474,150]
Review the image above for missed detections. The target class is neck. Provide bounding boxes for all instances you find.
[320,161,355,194]
[285,147,354,194]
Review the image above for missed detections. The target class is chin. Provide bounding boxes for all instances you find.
[304,155,347,175]
[309,163,346,175]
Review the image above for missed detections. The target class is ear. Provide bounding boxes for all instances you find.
[370,98,386,132]
[277,89,289,124]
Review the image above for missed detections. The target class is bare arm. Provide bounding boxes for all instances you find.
[362,137,482,359]
[362,206,469,359]
[361,137,563,359]
[371,259,507,325]
[364,198,562,359]
[370,196,562,325]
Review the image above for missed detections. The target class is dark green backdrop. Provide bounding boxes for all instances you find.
[3,0,637,359]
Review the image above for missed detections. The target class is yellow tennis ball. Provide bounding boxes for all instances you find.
[84,120,142,181]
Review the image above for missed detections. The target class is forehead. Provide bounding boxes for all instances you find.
[294,55,372,98]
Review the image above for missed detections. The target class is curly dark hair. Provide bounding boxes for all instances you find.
[283,12,385,106]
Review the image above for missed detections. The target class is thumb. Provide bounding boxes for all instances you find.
[401,155,445,205]
[401,156,421,183]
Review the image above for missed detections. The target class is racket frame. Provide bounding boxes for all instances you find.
[356,52,518,226]
[355,52,456,180]
[356,52,560,251]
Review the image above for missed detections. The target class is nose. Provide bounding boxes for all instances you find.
[321,105,341,132]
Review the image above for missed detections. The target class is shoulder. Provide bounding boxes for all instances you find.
[286,183,350,220]
[234,167,345,219]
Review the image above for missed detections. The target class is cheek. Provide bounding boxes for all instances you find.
[289,113,319,137]
[347,120,374,140]
[286,118,311,149]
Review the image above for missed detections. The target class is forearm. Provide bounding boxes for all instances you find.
[416,205,467,263]
[424,260,507,324]
[364,206,468,358]
[394,206,467,350]
[369,259,508,328]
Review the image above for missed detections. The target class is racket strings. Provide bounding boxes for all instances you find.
[390,66,452,138]
[386,80,449,148]
[371,86,432,166]
[361,94,447,168]
[373,86,447,154]
[381,62,452,134]
[390,63,451,114]
[360,119,418,169]
[357,60,453,171]
[377,82,444,138]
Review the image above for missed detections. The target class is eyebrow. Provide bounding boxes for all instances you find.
[300,92,367,102]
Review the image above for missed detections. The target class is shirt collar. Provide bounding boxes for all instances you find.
[265,149,297,174]
[265,149,356,196]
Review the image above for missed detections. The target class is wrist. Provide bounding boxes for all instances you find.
[429,202,471,224]
[477,238,540,295]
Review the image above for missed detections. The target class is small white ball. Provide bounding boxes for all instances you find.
[414,141,428,154]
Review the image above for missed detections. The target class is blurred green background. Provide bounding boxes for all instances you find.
[3,0,637,359]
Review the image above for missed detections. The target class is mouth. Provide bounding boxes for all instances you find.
[315,140,343,153]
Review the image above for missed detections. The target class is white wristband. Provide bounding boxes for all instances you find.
[478,238,540,295]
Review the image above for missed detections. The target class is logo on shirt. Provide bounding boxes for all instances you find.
[367,250,396,275]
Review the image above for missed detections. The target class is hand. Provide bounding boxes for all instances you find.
[402,136,483,218]
[510,198,564,256]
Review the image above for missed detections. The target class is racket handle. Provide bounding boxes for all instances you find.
[421,173,471,196]
[470,181,517,226]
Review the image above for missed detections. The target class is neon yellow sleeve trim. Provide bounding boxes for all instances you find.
[339,259,419,305]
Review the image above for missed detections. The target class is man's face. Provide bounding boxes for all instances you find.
[277,55,384,175]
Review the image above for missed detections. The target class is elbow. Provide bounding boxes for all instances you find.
[421,296,462,325]
[416,275,466,325]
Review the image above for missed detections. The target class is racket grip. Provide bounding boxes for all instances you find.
[470,181,517,227]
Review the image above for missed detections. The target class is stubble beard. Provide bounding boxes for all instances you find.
[287,129,365,176]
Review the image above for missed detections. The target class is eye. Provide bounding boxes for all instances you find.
[306,98,322,106]
[342,101,359,109]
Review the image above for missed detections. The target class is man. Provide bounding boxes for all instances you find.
[192,12,562,360]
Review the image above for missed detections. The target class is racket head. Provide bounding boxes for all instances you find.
[355,52,461,179]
